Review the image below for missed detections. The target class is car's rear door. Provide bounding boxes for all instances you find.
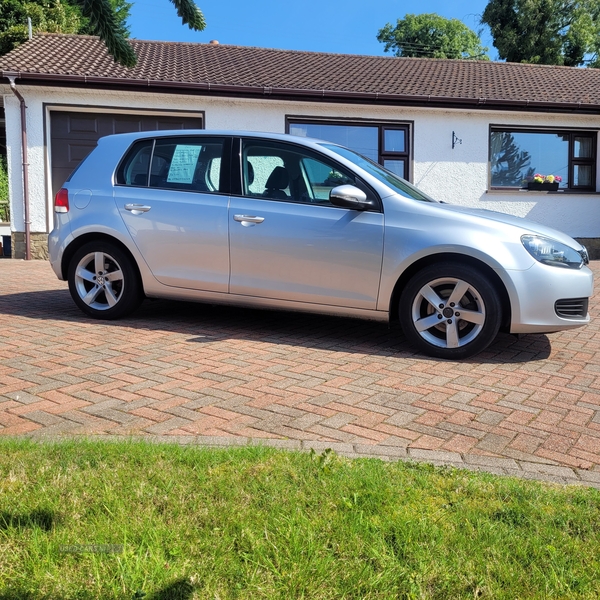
[115,135,231,292]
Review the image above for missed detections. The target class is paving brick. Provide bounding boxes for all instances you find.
[476,433,516,453]
[519,462,578,478]
[24,410,66,427]
[409,435,446,450]
[340,424,390,442]
[354,444,409,458]
[302,441,355,454]
[463,455,521,470]
[577,470,600,484]
[442,434,479,454]
[288,413,326,431]
[319,413,357,429]
[144,417,197,435]
[306,424,359,443]
[409,449,463,463]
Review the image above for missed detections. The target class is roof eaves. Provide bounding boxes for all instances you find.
[4,70,600,115]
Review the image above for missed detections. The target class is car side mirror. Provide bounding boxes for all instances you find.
[329,185,374,210]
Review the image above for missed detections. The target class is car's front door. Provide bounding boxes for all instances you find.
[115,136,230,292]
[228,139,384,309]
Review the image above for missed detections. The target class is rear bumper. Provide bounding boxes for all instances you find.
[48,227,68,280]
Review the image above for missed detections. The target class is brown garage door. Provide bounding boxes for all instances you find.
[50,111,204,197]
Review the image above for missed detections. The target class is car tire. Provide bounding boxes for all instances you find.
[68,241,142,320]
[399,262,502,360]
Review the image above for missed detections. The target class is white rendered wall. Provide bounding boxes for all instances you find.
[1,84,600,237]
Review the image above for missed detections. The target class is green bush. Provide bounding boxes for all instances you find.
[0,154,9,223]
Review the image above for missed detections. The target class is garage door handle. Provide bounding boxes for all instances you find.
[233,214,264,224]
[125,204,151,214]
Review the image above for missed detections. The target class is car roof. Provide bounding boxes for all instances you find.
[99,129,331,148]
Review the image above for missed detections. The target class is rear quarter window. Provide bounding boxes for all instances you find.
[116,140,154,186]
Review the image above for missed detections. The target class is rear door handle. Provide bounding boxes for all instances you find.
[233,214,265,224]
[125,203,151,214]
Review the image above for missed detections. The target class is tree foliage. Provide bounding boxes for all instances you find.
[481,0,600,67]
[377,13,489,60]
[0,155,9,223]
[0,0,131,57]
[0,0,205,67]
[70,0,205,66]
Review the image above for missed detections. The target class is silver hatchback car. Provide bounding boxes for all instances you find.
[49,131,593,359]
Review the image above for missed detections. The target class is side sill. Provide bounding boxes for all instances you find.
[144,286,390,322]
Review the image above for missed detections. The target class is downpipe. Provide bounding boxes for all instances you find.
[7,76,31,260]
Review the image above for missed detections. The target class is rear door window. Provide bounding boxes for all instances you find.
[117,137,225,193]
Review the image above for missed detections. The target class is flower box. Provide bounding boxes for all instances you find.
[527,181,559,191]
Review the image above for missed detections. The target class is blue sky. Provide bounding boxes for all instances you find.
[129,0,497,59]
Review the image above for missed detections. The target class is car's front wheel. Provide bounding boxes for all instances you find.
[68,241,142,319]
[399,263,502,359]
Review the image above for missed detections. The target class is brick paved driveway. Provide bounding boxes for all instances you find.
[1,259,599,486]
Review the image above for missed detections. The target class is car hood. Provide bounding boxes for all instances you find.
[437,204,584,249]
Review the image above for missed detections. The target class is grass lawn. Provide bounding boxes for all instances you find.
[0,438,599,599]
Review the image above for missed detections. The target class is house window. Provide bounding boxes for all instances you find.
[287,119,411,180]
[490,128,597,190]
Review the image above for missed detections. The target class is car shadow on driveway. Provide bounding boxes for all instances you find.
[0,289,552,363]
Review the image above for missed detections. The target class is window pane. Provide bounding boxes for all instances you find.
[245,155,286,197]
[151,139,223,191]
[206,158,221,191]
[574,136,593,158]
[117,140,153,186]
[323,144,435,202]
[384,130,405,152]
[166,144,202,184]
[384,159,405,178]
[490,131,569,187]
[243,140,359,204]
[302,157,353,201]
[289,123,379,162]
[574,164,593,187]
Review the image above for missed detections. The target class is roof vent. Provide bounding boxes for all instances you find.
[209,40,219,45]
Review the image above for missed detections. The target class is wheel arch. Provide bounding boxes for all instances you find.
[388,253,512,331]
[61,233,143,293]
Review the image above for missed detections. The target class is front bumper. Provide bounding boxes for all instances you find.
[507,262,593,334]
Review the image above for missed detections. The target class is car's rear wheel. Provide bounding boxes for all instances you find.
[399,263,502,359]
[68,241,142,319]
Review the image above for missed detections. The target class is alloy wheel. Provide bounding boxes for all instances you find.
[411,276,486,349]
[73,251,125,311]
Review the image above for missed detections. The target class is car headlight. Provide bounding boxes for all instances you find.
[521,235,584,269]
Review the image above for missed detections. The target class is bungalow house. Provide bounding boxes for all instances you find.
[1,33,600,259]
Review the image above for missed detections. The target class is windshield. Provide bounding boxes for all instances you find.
[320,143,439,203]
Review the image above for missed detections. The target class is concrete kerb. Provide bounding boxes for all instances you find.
[12,431,600,490]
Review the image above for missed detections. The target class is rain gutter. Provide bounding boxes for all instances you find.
[5,74,31,260]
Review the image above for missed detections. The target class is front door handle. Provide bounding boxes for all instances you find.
[125,203,151,214]
[233,214,265,225]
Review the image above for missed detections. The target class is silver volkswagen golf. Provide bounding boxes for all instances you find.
[49,131,593,359]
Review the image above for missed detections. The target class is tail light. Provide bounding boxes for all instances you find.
[54,188,69,213]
